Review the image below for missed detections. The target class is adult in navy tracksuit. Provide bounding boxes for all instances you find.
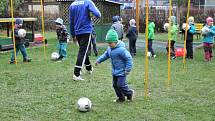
[69,0,101,81]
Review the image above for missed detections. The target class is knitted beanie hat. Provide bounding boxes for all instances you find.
[15,18,23,25]
[206,17,213,24]
[105,29,118,43]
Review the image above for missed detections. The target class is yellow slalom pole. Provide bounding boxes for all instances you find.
[167,0,172,86]
[10,0,17,65]
[183,0,191,68]
[0,20,12,23]
[40,0,47,59]
[0,36,12,38]
[144,0,149,98]
[136,0,139,32]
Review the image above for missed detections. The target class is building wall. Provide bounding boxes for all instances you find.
[28,5,59,14]
[205,0,215,9]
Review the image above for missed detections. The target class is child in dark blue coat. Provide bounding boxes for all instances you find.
[126,19,138,57]
[96,29,134,103]
[182,16,196,59]
[10,18,31,64]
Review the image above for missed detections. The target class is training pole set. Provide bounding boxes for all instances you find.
[139,0,191,97]
[3,0,47,65]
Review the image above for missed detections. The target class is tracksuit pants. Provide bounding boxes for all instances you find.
[74,34,92,76]
[58,42,67,58]
[129,38,136,56]
[112,76,132,100]
[186,39,193,59]
[10,44,28,62]
[203,42,213,61]
[148,40,155,56]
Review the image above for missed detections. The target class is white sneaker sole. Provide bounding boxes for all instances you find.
[73,75,84,81]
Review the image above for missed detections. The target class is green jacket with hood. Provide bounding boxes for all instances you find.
[148,22,155,40]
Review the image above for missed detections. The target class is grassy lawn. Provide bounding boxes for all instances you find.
[0,32,215,120]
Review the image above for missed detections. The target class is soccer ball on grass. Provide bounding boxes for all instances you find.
[51,52,59,60]
[77,97,92,112]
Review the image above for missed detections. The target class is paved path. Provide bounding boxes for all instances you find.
[134,40,202,52]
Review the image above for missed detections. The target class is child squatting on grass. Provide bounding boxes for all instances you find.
[201,17,215,62]
[55,18,70,61]
[10,18,31,64]
[95,29,134,103]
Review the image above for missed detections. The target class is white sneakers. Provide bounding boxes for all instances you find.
[73,75,85,81]
[73,67,94,81]
[86,67,93,74]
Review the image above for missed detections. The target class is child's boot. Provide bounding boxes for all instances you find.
[23,58,31,62]
[113,97,125,103]
[9,60,16,64]
[127,89,134,102]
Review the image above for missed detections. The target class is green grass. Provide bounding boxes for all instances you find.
[0,32,215,120]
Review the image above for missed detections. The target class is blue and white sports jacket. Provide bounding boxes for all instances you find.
[69,0,101,38]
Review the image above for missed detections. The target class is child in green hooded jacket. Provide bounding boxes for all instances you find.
[148,20,156,57]
[166,16,178,59]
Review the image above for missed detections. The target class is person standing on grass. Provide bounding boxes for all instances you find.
[95,29,134,103]
[166,16,178,60]
[10,18,31,64]
[89,24,98,56]
[147,19,156,58]
[201,17,215,62]
[111,16,124,40]
[69,0,101,81]
[126,19,138,57]
[182,16,196,59]
[55,18,70,61]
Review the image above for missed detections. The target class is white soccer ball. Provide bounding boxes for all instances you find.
[77,97,92,112]
[18,29,26,38]
[163,23,169,31]
[182,23,190,30]
[51,52,59,60]
[201,26,210,35]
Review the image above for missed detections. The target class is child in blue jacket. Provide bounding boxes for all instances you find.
[202,17,215,62]
[55,18,70,61]
[182,16,196,59]
[96,29,134,103]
